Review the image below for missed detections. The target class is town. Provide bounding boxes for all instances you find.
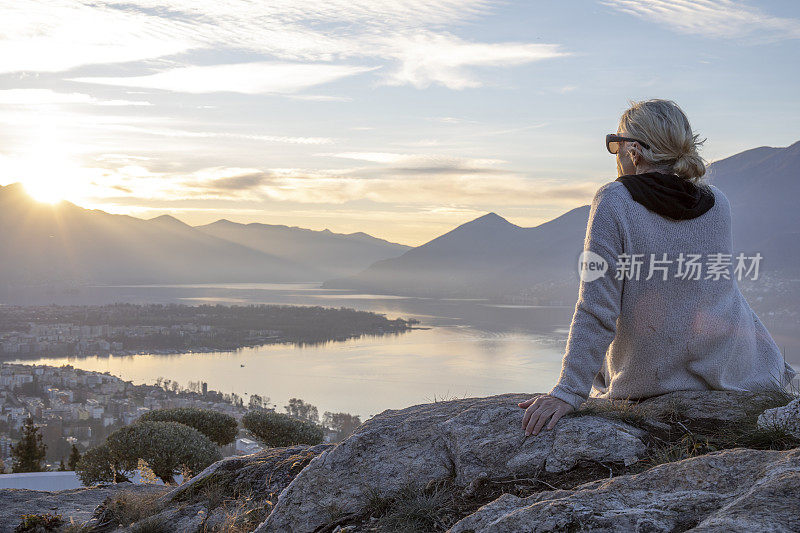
[0,363,262,472]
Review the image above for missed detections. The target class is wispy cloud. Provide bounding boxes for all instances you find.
[73,159,600,208]
[193,168,599,206]
[601,0,800,41]
[0,89,151,106]
[379,32,569,89]
[327,152,508,173]
[104,124,335,145]
[71,63,378,95]
[0,1,193,73]
[3,1,567,91]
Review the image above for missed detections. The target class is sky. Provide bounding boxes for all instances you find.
[0,0,798,246]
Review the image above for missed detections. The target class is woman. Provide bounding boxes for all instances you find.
[519,99,797,437]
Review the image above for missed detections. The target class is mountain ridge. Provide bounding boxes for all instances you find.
[323,139,800,298]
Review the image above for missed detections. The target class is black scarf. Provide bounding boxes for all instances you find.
[615,171,715,220]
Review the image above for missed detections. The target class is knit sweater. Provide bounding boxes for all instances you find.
[548,179,798,410]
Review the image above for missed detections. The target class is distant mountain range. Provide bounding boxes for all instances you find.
[323,140,800,300]
[0,183,409,287]
[2,140,797,295]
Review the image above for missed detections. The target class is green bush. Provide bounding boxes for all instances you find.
[242,410,324,447]
[75,444,129,486]
[14,513,63,533]
[138,408,238,446]
[76,421,222,485]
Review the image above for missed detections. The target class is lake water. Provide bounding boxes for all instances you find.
[4,283,577,420]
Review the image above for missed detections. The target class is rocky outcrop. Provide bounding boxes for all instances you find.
[448,447,800,532]
[0,484,166,533]
[759,396,800,439]
[255,390,795,532]
[87,442,333,532]
[66,389,796,532]
[257,392,649,532]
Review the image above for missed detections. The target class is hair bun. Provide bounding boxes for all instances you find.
[673,150,705,180]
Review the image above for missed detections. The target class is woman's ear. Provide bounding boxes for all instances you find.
[628,143,640,165]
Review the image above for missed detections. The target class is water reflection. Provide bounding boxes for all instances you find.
[4,283,574,419]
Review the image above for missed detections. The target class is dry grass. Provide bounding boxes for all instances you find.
[129,516,172,533]
[92,490,165,530]
[570,398,656,428]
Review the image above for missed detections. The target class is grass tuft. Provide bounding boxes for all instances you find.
[372,480,458,533]
[130,516,171,533]
[94,490,164,529]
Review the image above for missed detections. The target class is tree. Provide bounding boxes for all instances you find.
[284,397,319,425]
[76,421,221,484]
[11,418,47,473]
[249,394,270,411]
[322,412,363,442]
[138,408,238,446]
[75,444,129,485]
[68,444,81,471]
[58,460,66,471]
[242,410,323,448]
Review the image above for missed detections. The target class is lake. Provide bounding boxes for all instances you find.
[3,283,577,420]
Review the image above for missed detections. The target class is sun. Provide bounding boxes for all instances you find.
[22,165,75,204]
[13,133,88,204]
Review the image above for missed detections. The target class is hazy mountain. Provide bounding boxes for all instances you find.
[323,140,800,299]
[195,219,410,278]
[321,208,588,298]
[0,183,324,286]
[704,139,800,271]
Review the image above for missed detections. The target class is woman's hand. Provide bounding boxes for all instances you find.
[518,395,575,436]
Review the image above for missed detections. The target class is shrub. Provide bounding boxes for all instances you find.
[75,444,129,486]
[242,410,323,447]
[14,513,63,533]
[77,421,221,485]
[138,408,238,446]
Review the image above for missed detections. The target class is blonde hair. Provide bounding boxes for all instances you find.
[618,99,708,184]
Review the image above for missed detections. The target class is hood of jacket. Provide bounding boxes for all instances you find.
[615,171,715,220]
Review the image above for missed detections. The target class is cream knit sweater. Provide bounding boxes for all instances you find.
[548,180,797,410]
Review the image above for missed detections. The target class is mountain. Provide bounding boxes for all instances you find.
[195,219,410,278]
[0,183,324,286]
[323,140,800,299]
[321,207,588,298]
[704,139,800,271]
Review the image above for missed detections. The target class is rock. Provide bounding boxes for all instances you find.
[758,397,800,438]
[113,443,333,532]
[255,393,648,533]
[588,389,782,423]
[157,442,333,508]
[448,447,800,532]
[127,502,208,532]
[0,484,167,533]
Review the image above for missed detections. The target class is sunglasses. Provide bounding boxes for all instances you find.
[606,134,650,154]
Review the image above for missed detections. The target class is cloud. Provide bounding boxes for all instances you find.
[0,1,193,73]
[0,89,151,106]
[77,159,600,208]
[601,0,800,41]
[380,32,570,89]
[285,94,353,102]
[2,1,568,91]
[326,152,509,175]
[198,172,268,192]
[104,124,335,145]
[71,62,378,94]
[0,1,491,72]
